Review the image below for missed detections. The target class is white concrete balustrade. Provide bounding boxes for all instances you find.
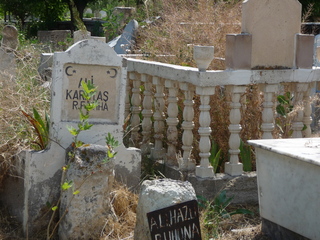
[126,58,320,177]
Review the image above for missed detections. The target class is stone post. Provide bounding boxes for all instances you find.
[130,72,141,147]
[195,86,214,178]
[141,74,153,154]
[179,82,196,171]
[165,79,179,166]
[151,77,166,160]
[260,84,278,139]
[225,85,245,176]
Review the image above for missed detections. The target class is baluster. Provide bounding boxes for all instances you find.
[151,77,166,160]
[260,84,278,139]
[303,83,313,138]
[179,82,196,171]
[195,86,214,178]
[130,72,141,147]
[292,83,307,138]
[124,72,132,120]
[225,85,246,176]
[165,79,179,166]
[140,74,153,154]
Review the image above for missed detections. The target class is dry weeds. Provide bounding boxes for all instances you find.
[136,0,242,70]
[0,42,51,186]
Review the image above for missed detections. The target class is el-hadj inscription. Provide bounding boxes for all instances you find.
[147,200,202,240]
[61,63,120,122]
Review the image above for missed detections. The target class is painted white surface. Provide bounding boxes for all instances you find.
[249,138,320,240]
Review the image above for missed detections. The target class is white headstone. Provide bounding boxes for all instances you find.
[241,0,302,68]
[19,39,140,235]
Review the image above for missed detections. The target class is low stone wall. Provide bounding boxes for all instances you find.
[156,162,258,205]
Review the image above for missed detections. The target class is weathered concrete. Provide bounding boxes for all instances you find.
[156,162,258,204]
[134,179,197,240]
[225,33,252,70]
[295,34,314,69]
[249,138,320,240]
[59,144,115,240]
[242,0,302,68]
[2,39,140,237]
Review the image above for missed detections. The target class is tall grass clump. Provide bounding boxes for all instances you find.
[0,37,51,185]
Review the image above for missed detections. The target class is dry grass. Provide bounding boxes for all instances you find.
[0,41,51,186]
[136,0,242,70]
[100,182,138,240]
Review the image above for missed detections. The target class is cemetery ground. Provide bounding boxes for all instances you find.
[1,0,318,239]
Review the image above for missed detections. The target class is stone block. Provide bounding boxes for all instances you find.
[295,34,314,69]
[134,179,197,240]
[241,0,302,68]
[225,33,252,70]
[59,145,115,240]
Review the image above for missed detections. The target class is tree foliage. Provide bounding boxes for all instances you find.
[299,0,320,21]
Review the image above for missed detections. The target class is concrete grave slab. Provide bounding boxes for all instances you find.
[6,39,140,236]
[241,0,302,69]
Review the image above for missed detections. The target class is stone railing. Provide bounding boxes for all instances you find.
[125,57,320,178]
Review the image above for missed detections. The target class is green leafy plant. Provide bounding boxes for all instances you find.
[209,139,222,173]
[102,3,125,41]
[239,139,252,171]
[198,190,253,238]
[275,91,307,138]
[105,132,120,162]
[21,107,50,150]
[66,80,98,149]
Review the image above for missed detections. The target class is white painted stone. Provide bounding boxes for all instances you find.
[134,179,197,240]
[249,138,320,240]
[242,0,302,68]
[19,39,140,235]
[193,45,214,71]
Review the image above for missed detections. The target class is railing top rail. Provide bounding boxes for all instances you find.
[126,58,320,87]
